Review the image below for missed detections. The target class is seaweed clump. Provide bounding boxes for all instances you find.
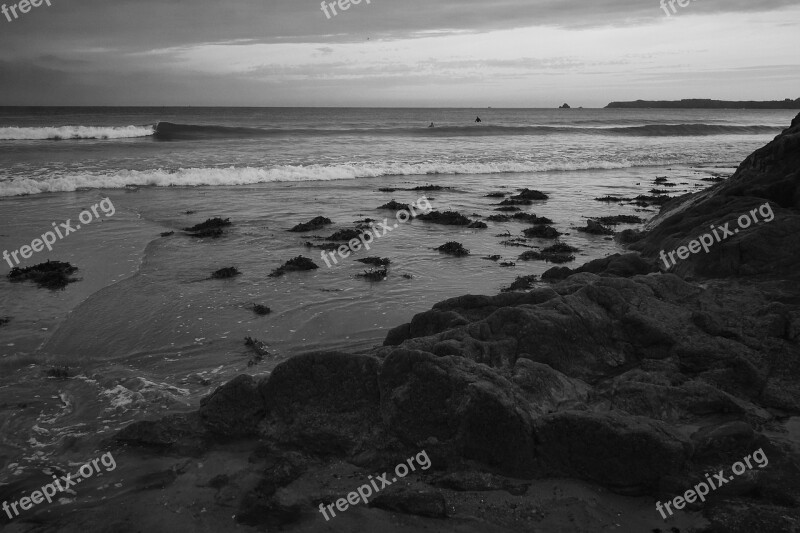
[356,257,391,267]
[252,304,271,316]
[592,215,643,225]
[244,336,270,366]
[417,211,471,226]
[512,213,554,225]
[45,366,71,380]
[289,216,333,232]
[357,268,388,281]
[522,225,561,239]
[436,242,470,257]
[8,261,79,290]
[377,200,411,211]
[184,217,232,238]
[269,256,319,278]
[211,267,241,279]
[512,188,549,200]
[577,220,615,236]
[325,229,364,242]
[0,317,11,327]
[498,198,533,206]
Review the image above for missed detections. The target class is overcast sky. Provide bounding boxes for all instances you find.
[0,0,798,107]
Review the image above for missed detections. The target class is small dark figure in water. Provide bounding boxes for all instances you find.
[475,116,482,122]
[429,122,435,128]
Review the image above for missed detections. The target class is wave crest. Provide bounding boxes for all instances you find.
[0,160,635,197]
[0,125,155,140]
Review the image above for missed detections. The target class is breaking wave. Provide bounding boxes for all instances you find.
[0,160,637,197]
[0,125,155,140]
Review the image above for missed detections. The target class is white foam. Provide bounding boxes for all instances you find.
[0,160,635,197]
[0,125,155,140]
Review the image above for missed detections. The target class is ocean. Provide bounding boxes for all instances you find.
[0,106,794,483]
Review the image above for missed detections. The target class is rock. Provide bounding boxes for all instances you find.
[512,188,549,200]
[268,256,319,277]
[534,410,690,493]
[512,359,589,413]
[259,352,382,455]
[199,374,265,437]
[114,412,208,455]
[577,219,615,235]
[542,253,658,280]
[379,349,537,475]
[289,216,332,232]
[430,471,530,495]
[7,260,79,290]
[418,210,471,226]
[522,225,561,239]
[370,488,448,518]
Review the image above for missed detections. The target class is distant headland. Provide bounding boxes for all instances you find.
[606,98,800,109]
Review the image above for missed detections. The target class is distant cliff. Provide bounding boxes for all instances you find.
[606,98,800,109]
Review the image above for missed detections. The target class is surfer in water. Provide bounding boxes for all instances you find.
[475,116,482,123]
[428,122,435,128]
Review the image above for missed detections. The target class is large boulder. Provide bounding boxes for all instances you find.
[259,351,382,455]
[534,410,690,494]
[199,374,265,437]
[379,349,538,475]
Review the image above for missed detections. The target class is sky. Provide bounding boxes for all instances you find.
[0,0,798,107]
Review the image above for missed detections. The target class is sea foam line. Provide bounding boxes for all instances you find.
[0,160,635,197]
[0,125,155,140]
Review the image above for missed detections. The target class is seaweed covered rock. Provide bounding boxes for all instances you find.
[577,220,615,235]
[436,241,470,256]
[269,256,319,277]
[377,200,411,211]
[211,266,240,279]
[289,216,332,232]
[7,260,78,290]
[512,188,549,200]
[324,228,363,242]
[522,225,561,239]
[418,211,471,226]
[184,217,231,238]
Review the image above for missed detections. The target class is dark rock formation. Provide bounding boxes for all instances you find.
[268,256,319,277]
[288,216,332,232]
[7,260,79,290]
